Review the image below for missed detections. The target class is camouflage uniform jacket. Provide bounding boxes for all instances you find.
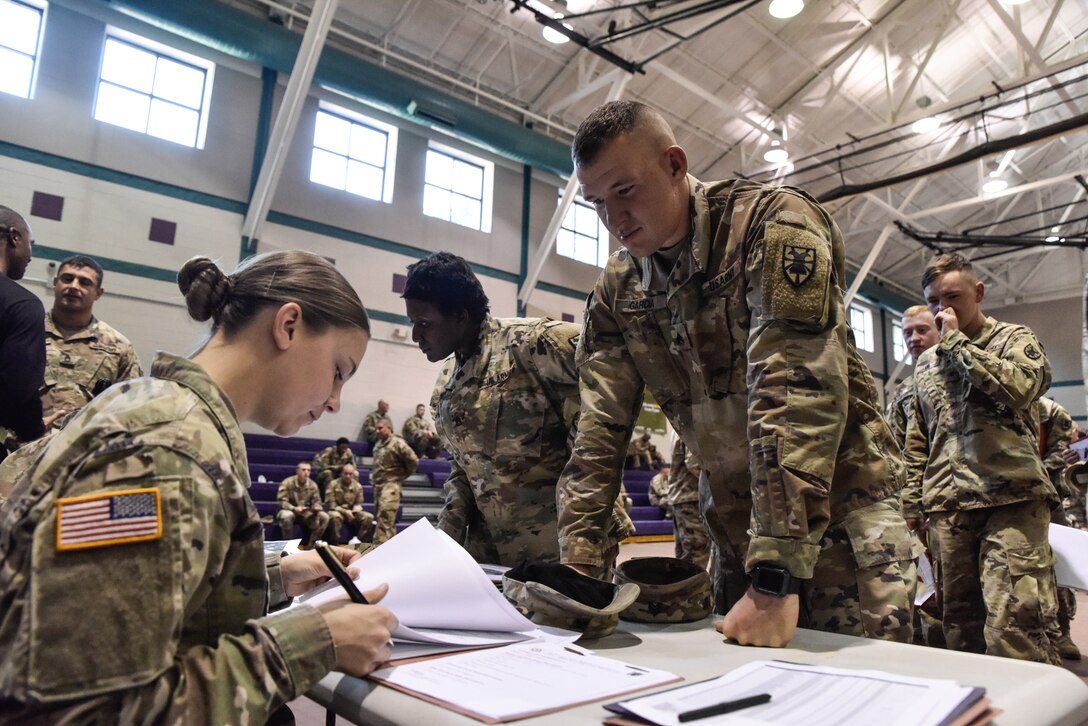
[1034,396,1075,496]
[402,414,435,446]
[648,472,669,508]
[276,475,323,511]
[312,445,354,474]
[359,409,385,443]
[556,177,904,575]
[432,316,634,566]
[886,376,914,450]
[668,441,701,507]
[903,317,1056,517]
[370,434,418,486]
[41,312,142,424]
[0,353,333,723]
[326,476,365,510]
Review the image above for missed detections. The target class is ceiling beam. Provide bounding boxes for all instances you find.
[907,167,1088,219]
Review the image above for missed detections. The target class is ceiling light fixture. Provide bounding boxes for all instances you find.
[911,116,940,134]
[982,177,1009,194]
[764,140,789,164]
[542,22,572,44]
[1046,235,1060,243]
[768,0,804,19]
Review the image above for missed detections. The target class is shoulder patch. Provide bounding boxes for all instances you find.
[761,218,831,324]
[55,487,162,551]
[782,243,817,288]
[1025,343,1041,360]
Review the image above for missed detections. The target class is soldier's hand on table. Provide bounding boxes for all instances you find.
[935,307,959,335]
[716,589,799,648]
[42,411,65,429]
[281,545,363,596]
[319,587,399,676]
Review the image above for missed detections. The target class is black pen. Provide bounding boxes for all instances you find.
[314,540,369,604]
[677,693,771,722]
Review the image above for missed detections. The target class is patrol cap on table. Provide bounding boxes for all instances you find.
[502,561,640,638]
[613,557,712,623]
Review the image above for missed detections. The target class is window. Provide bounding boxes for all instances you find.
[891,319,908,363]
[93,31,214,148]
[423,143,494,233]
[310,106,397,203]
[0,0,46,99]
[849,305,874,352]
[556,193,610,267]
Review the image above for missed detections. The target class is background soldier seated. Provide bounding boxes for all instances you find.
[276,462,329,548]
[325,463,374,545]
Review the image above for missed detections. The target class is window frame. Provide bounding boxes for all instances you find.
[422,141,494,234]
[556,192,611,268]
[93,27,216,149]
[310,102,398,203]
[891,319,907,363]
[0,0,48,100]
[849,304,875,353]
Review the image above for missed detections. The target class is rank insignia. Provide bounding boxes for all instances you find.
[782,244,816,288]
[1024,344,1041,360]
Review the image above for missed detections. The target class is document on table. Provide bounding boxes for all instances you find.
[293,519,538,647]
[370,641,680,723]
[1050,523,1088,591]
[606,661,985,726]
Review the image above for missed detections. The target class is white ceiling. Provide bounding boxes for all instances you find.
[235,0,1088,307]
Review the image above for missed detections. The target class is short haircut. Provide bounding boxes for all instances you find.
[58,254,105,286]
[921,252,975,291]
[297,461,310,469]
[572,100,651,168]
[403,251,490,326]
[903,304,930,318]
[377,417,393,427]
[0,205,27,232]
[336,436,350,446]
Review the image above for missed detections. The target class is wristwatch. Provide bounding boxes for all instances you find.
[749,565,803,597]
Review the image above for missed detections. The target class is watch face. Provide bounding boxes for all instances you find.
[753,566,789,596]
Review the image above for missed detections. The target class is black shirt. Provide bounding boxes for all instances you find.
[0,275,45,441]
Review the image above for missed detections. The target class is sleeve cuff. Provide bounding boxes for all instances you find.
[265,552,289,612]
[745,536,822,580]
[258,604,336,698]
[559,536,606,568]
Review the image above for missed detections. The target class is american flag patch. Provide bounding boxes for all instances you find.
[55,488,163,551]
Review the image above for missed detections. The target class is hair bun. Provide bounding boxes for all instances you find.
[178,256,233,322]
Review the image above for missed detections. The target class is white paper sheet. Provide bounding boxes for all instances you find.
[294,519,536,637]
[915,549,935,607]
[614,661,980,726]
[371,641,679,721]
[1050,523,1088,591]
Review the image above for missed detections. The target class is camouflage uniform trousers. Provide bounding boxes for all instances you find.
[705,489,916,643]
[326,508,375,545]
[1062,495,1087,531]
[276,509,330,546]
[1049,507,1079,650]
[927,498,1061,665]
[671,501,710,570]
[372,478,404,545]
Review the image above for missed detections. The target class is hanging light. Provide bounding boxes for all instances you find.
[1046,235,1060,243]
[982,177,1009,194]
[768,0,804,19]
[542,22,573,44]
[764,140,789,164]
[911,116,940,134]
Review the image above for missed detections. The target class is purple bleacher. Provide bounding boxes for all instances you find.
[631,506,664,520]
[623,468,657,484]
[632,519,673,536]
[243,433,372,458]
[629,493,651,507]
[250,483,281,501]
[417,458,451,485]
[623,479,650,496]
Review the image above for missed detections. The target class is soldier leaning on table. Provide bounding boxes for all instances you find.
[556,100,917,648]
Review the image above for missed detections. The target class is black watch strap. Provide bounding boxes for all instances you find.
[749,565,803,597]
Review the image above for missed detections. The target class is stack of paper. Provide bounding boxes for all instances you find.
[606,661,990,726]
[371,641,680,723]
[294,519,572,656]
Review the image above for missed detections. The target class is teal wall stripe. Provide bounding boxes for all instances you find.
[1051,380,1085,388]
[0,141,247,214]
[34,244,178,283]
[367,309,412,327]
[538,280,590,301]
